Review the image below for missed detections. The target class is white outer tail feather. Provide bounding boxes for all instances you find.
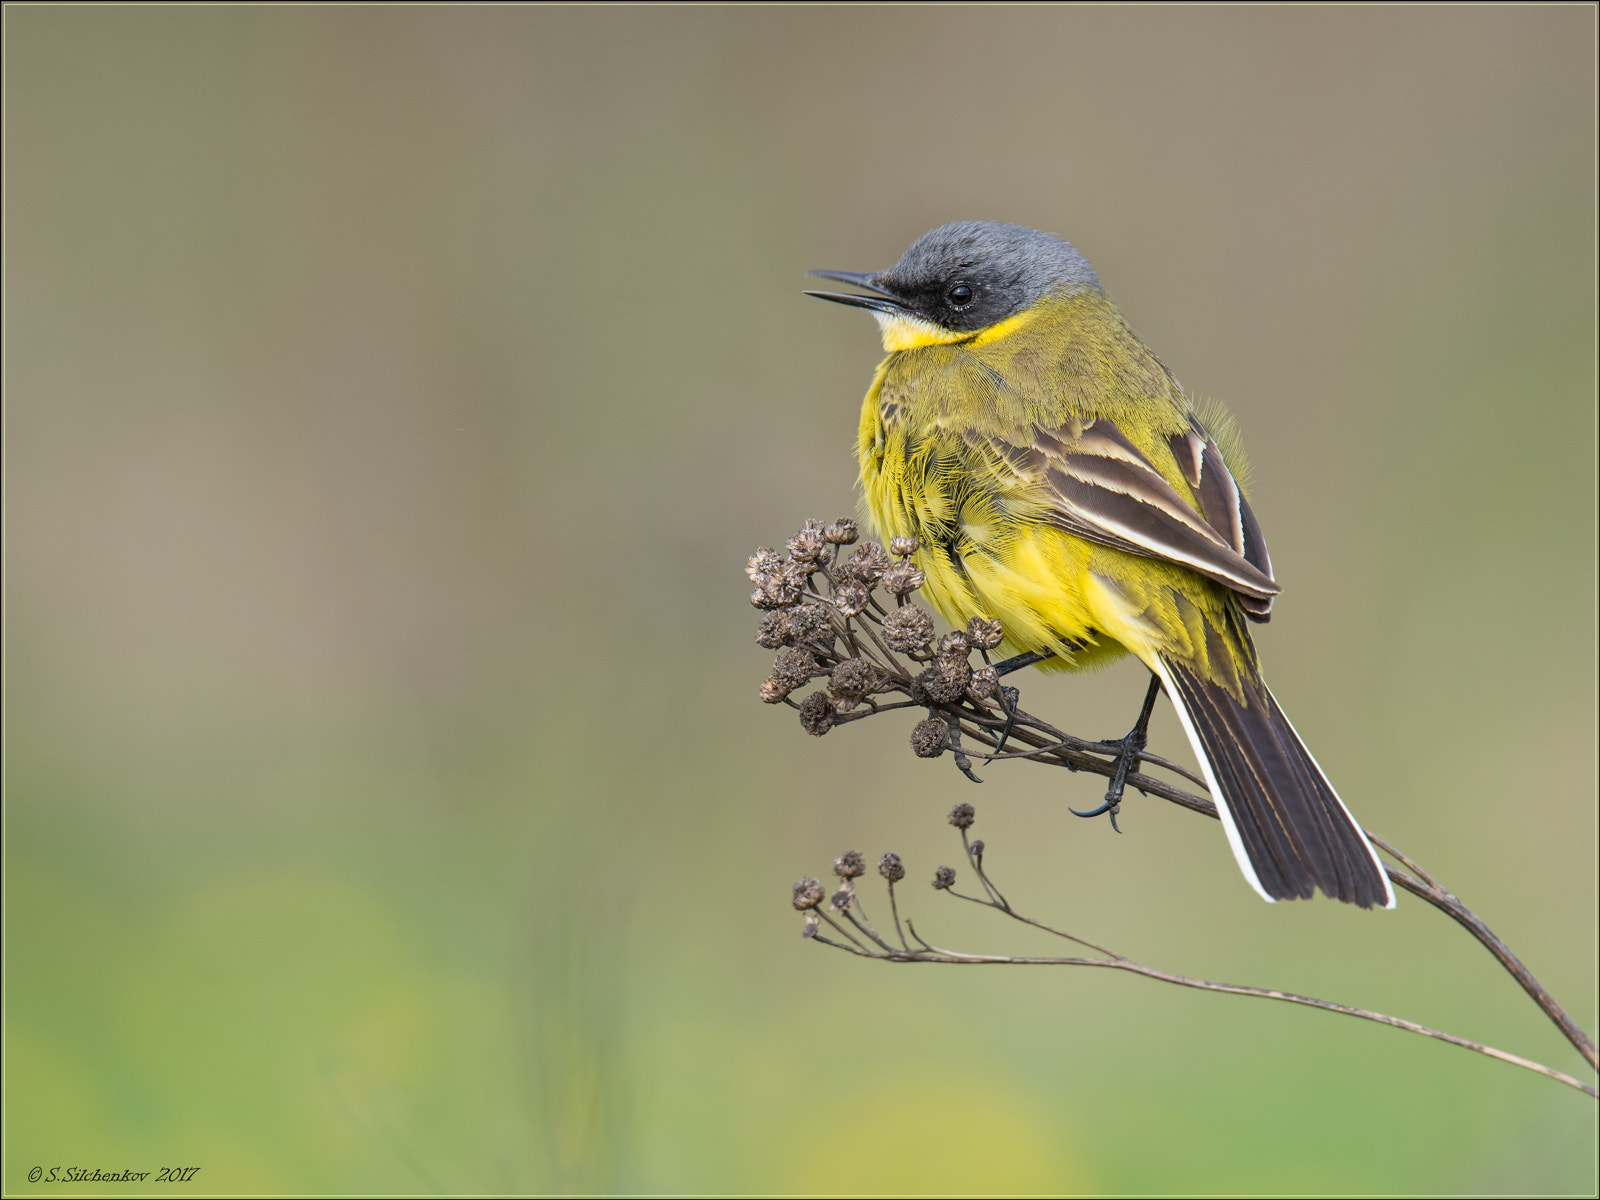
[1147,659,1396,909]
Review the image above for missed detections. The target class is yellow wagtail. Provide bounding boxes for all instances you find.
[808,221,1393,908]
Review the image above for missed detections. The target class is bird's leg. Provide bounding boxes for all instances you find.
[945,718,983,785]
[991,649,1055,677]
[988,649,1054,755]
[1071,671,1163,833]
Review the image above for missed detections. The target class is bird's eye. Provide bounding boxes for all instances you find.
[947,283,974,308]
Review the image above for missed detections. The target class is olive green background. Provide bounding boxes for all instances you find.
[5,7,1595,1196]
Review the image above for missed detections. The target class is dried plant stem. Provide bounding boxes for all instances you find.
[843,941,1597,1098]
[1366,831,1596,1075]
[931,700,1599,1075]
[821,842,1597,1099]
[755,522,1595,1097]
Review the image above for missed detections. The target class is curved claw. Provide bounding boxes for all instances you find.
[946,721,983,784]
[1071,800,1124,834]
[1072,673,1161,837]
[992,685,1021,756]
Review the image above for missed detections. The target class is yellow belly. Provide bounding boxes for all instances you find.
[852,291,1260,700]
[860,461,1122,672]
[854,325,1249,684]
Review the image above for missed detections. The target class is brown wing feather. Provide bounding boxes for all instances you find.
[989,418,1280,605]
[1166,415,1276,620]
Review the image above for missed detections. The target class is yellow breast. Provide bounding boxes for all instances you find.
[854,293,1194,673]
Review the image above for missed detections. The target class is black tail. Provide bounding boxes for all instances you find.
[1157,659,1393,908]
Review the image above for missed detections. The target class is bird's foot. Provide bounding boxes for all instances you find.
[947,719,983,784]
[992,685,1021,756]
[1069,672,1163,834]
[1069,727,1147,833]
[986,650,1054,756]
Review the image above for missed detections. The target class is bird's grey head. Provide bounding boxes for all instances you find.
[808,221,1101,336]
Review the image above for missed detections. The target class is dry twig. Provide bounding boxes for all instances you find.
[749,517,1598,1094]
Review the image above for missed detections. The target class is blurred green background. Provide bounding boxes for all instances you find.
[5,7,1595,1195]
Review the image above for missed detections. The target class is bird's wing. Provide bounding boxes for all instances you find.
[984,414,1279,617]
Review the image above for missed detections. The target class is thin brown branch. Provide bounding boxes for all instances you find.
[847,609,905,668]
[868,946,1596,1098]
[994,909,1125,960]
[960,828,1010,909]
[816,848,1596,1097]
[945,706,1598,1072]
[812,933,874,957]
[844,901,897,954]
[1371,841,1599,1074]
[755,520,1596,1089]
[817,910,873,955]
[886,881,909,952]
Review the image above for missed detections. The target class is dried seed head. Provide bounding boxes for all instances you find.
[878,852,906,883]
[932,865,957,890]
[966,665,1000,701]
[938,630,971,661]
[916,660,970,704]
[771,646,818,690]
[802,910,820,937]
[883,604,935,656]
[833,581,871,617]
[798,691,836,736]
[751,564,804,610]
[759,677,789,704]
[882,560,926,597]
[966,616,1004,650]
[787,519,827,563]
[746,547,783,582]
[844,541,891,584]
[970,839,985,857]
[834,850,867,878]
[890,536,920,558]
[948,802,976,829]
[792,877,826,910]
[786,603,835,648]
[824,518,859,545]
[830,888,853,911]
[755,611,790,649]
[911,717,947,758]
[830,657,878,701]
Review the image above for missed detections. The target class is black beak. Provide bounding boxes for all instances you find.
[804,269,907,315]
[807,269,892,294]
